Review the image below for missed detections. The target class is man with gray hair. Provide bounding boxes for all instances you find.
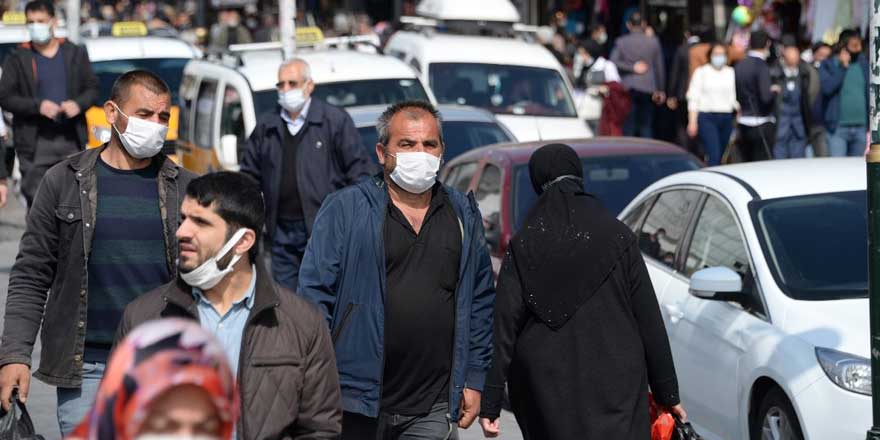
[297,100,495,439]
[241,58,375,290]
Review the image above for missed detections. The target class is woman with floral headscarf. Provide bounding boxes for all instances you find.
[68,318,238,440]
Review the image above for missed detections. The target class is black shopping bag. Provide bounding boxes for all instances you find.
[0,390,43,440]
[672,415,702,440]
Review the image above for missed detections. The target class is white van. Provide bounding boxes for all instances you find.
[385,21,591,142]
[178,43,435,174]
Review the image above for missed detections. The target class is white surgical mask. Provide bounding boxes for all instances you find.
[180,228,247,290]
[278,88,307,113]
[136,435,219,440]
[711,55,727,68]
[596,33,607,45]
[27,23,52,44]
[111,102,168,159]
[389,152,441,194]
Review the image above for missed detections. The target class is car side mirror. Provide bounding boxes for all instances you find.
[219,134,239,170]
[484,212,501,251]
[689,267,743,301]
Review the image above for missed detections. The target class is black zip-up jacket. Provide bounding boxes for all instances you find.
[116,262,342,439]
[0,146,195,387]
[0,40,98,156]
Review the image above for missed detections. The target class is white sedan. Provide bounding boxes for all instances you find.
[618,158,870,440]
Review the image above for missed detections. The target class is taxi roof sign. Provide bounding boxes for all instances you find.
[2,11,25,25]
[296,27,323,45]
[111,21,148,37]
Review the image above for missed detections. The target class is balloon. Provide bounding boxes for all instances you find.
[732,6,752,26]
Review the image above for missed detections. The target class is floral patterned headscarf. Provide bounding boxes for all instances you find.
[69,319,239,440]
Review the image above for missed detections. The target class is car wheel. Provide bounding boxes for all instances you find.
[752,388,804,440]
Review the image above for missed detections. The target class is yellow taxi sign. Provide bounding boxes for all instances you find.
[2,11,25,25]
[111,21,148,37]
[296,27,323,45]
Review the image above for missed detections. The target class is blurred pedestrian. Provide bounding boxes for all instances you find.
[588,23,608,55]
[240,58,375,291]
[574,39,628,136]
[687,43,737,165]
[810,42,832,69]
[820,29,869,157]
[209,8,252,52]
[770,35,819,159]
[254,13,279,43]
[0,0,98,207]
[0,70,195,436]
[667,26,706,153]
[478,144,684,439]
[610,12,666,138]
[297,101,495,439]
[118,171,342,439]
[734,30,779,162]
[808,43,831,157]
[69,319,238,440]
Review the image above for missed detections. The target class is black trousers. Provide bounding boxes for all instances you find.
[736,123,776,162]
[342,402,458,440]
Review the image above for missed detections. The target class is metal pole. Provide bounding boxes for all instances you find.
[279,0,296,60]
[868,1,880,439]
[66,0,79,43]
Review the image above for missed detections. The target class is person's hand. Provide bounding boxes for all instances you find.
[652,91,666,104]
[667,404,688,422]
[39,100,60,120]
[458,387,482,429]
[770,84,782,94]
[687,122,698,138]
[839,49,851,67]
[0,179,7,208]
[634,61,649,75]
[667,97,678,110]
[0,363,31,411]
[60,100,81,118]
[480,417,500,438]
[597,85,610,96]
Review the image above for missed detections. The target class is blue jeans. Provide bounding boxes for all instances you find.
[774,123,807,159]
[828,125,866,157]
[697,112,734,166]
[342,402,459,440]
[56,361,105,436]
[623,91,655,138]
[272,218,309,291]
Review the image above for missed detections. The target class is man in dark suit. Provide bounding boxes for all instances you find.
[734,30,781,162]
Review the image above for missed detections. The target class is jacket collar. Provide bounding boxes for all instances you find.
[69,144,179,178]
[268,99,326,133]
[163,260,280,319]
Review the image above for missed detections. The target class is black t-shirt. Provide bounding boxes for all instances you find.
[278,124,307,221]
[381,185,462,415]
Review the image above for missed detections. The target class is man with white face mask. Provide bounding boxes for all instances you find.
[117,172,342,439]
[0,70,195,436]
[240,58,375,292]
[298,101,496,439]
[0,0,98,207]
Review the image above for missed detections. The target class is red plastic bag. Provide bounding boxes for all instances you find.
[649,393,675,440]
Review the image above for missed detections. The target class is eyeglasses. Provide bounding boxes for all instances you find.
[276,80,303,89]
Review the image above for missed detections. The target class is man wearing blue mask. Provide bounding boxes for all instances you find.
[240,58,376,291]
[0,70,195,435]
[298,101,496,439]
[0,0,98,208]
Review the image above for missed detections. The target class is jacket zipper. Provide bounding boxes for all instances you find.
[332,303,357,344]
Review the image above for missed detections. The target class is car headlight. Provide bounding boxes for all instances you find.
[816,347,872,396]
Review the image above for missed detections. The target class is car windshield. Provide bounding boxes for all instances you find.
[93,58,189,103]
[253,78,429,113]
[428,63,577,117]
[513,154,701,230]
[752,191,867,300]
[358,120,513,162]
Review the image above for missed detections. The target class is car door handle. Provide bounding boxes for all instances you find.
[664,304,685,324]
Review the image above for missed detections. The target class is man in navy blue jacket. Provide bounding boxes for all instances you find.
[297,101,495,439]
[819,29,869,157]
[240,58,376,291]
[734,30,780,162]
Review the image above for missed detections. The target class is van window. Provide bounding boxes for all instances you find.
[193,80,218,149]
[220,85,246,160]
[178,74,197,143]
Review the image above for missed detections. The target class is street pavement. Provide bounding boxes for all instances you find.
[0,195,522,439]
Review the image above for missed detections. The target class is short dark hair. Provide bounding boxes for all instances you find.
[838,29,861,49]
[749,30,769,50]
[627,11,643,28]
[25,0,54,17]
[185,172,265,262]
[812,42,831,53]
[376,100,444,147]
[109,70,171,106]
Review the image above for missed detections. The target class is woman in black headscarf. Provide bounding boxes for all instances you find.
[478,144,685,439]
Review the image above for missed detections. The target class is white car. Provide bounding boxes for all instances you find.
[178,45,435,174]
[385,31,591,142]
[618,158,869,440]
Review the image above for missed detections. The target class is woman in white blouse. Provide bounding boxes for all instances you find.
[687,43,738,165]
